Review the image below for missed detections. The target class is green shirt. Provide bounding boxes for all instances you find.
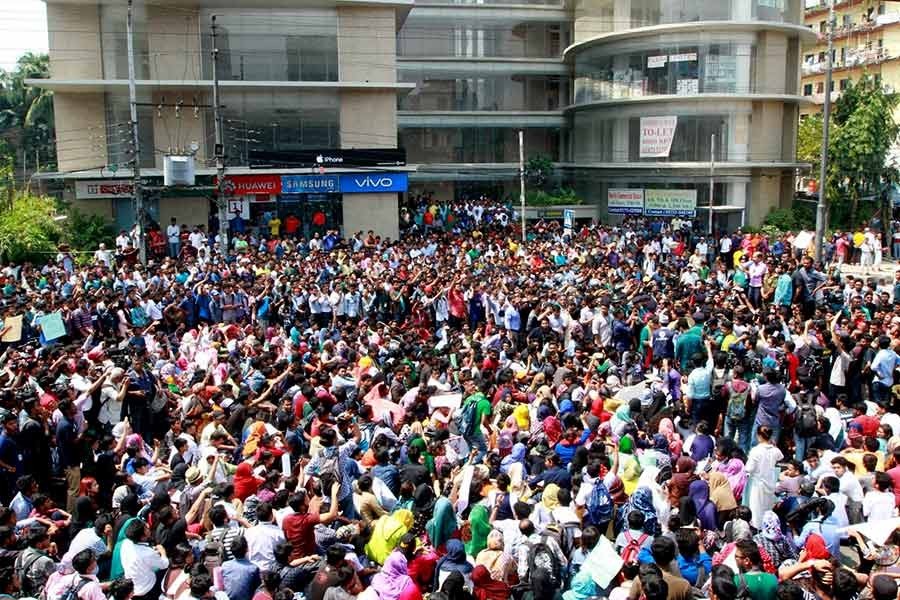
[465,392,492,438]
[735,572,778,600]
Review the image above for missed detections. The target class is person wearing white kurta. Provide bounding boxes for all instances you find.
[744,427,783,529]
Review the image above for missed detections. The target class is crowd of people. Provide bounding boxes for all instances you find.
[0,205,900,600]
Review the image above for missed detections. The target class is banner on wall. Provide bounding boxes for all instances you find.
[75,180,134,199]
[639,116,678,158]
[644,189,697,217]
[607,189,645,214]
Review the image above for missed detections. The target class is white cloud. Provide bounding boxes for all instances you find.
[0,0,49,71]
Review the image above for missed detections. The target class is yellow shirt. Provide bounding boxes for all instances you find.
[721,333,739,352]
[268,218,281,236]
[853,232,865,248]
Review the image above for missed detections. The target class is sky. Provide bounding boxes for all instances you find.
[0,1,49,72]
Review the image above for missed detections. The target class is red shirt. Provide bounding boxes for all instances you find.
[284,215,300,234]
[851,414,880,438]
[282,512,320,560]
[888,464,900,507]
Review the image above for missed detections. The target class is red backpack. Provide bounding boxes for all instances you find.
[621,530,649,565]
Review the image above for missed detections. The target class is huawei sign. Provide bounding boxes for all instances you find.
[220,175,282,195]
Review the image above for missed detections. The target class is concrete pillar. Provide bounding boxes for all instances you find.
[342,193,400,240]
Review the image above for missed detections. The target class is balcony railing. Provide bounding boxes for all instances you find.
[802,46,892,75]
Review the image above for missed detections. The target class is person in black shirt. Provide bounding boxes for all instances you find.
[400,445,430,487]
[55,400,82,513]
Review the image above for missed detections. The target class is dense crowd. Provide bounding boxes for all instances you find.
[0,201,899,600]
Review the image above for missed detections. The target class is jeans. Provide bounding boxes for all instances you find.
[751,420,781,448]
[893,242,900,259]
[470,434,488,464]
[748,286,763,308]
[873,381,891,406]
[168,241,180,257]
[794,433,812,462]
[723,417,753,453]
[339,493,359,521]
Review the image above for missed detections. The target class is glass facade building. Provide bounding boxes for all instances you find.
[398,0,812,225]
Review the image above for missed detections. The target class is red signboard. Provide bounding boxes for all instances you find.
[219,174,281,195]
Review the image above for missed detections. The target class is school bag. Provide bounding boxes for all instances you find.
[620,530,649,565]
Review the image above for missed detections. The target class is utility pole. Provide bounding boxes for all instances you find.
[519,130,526,243]
[211,15,229,253]
[127,0,146,264]
[709,133,715,235]
[815,0,835,261]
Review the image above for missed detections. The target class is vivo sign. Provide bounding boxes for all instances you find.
[339,173,408,194]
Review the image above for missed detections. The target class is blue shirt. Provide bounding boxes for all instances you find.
[871,348,900,386]
[221,558,260,600]
[676,553,713,586]
[795,516,842,558]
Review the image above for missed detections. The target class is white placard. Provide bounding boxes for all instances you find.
[640,116,678,158]
[676,79,699,95]
[607,189,645,215]
[648,55,667,68]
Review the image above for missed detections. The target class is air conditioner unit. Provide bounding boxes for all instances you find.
[164,155,195,186]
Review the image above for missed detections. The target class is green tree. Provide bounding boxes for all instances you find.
[0,52,55,173]
[824,74,899,226]
[0,192,61,263]
[797,113,825,166]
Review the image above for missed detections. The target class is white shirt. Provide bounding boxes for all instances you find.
[119,539,169,596]
[190,231,205,250]
[863,489,895,521]
[97,383,122,426]
[167,224,180,243]
[837,471,864,503]
[244,521,285,573]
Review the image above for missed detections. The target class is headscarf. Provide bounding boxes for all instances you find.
[472,564,510,600]
[500,443,527,475]
[803,533,831,560]
[658,418,683,456]
[621,456,643,496]
[233,462,263,501]
[242,421,268,457]
[688,479,718,531]
[669,456,697,506]
[464,504,492,557]
[707,472,738,512]
[618,434,635,454]
[371,551,414,600]
[541,484,561,511]
[512,405,530,430]
[717,458,747,500]
[542,416,562,446]
[760,510,783,541]
[435,539,474,589]
[755,510,798,566]
[426,497,458,549]
[617,486,659,535]
[365,509,413,564]
[409,436,435,474]
[475,530,513,584]
[563,569,600,600]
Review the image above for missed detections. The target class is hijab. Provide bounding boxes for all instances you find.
[500,443,527,475]
[622,456,643,496]
[465,504,492,557]
[512,405,530,430]
[563,569,600,600]
[707,472,738,512]
[472,564,510,600]
[658,418,683,456]
[233,462,263,501]
[435,539,474,589]
[242,421,268,457]
[688,479,718,531]
[669,456,697,506]
[617,486,659,535]
[543,416,563,446]
[717,458,747,500]
[541,484,561,511]
[371,551,414,600]
[427,497,458,549]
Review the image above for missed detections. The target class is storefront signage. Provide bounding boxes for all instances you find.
[339,173,408,194]
[281,175,340,194]
[643,189,697,217]
[75,180,134,199]
[669,53,697,63]
[676,79,699,95]
[607,189,645,214]
[250,148,407,169]
[648,55,667,68]
[221,174,282,195]
[639,116,678,158]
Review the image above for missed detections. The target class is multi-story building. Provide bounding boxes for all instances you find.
[34,0,810,233]
[32,0,413,239]
[801,0,900,121]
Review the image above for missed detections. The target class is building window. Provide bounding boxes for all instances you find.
[816,82,824,93]
[839,78,849,90]
[803,83,813,96]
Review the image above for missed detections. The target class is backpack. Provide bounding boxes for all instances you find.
[455,397,480,439]
[59,576,90,600]
[586,479,614,526]
[621,530,649,565]
[317,448,343,486]
[726,382,750,421]
[527,536,563,586]
[736,573,753,600]
[796,394,818,438]
[205,527,242,567]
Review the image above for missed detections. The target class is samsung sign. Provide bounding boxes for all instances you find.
[339,173,408,193]
[281,175,339,194]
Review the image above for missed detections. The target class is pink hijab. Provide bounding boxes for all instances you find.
[717,458,747,501]
[371,551,414,600]
[658,418,683,457]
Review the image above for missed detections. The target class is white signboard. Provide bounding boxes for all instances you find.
[227,198,250,219]
[564,209,574,230]
[75,180,134,199]
[640,116,678,158]
[669,53,698,63]
[648,55,667,68]
[676,79,699,95]
[644,189,697,217]
[607,189,645,214]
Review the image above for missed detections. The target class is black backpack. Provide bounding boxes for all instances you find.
[60,576,91,600]
[527,536,563,587]
[796,396,819,438]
